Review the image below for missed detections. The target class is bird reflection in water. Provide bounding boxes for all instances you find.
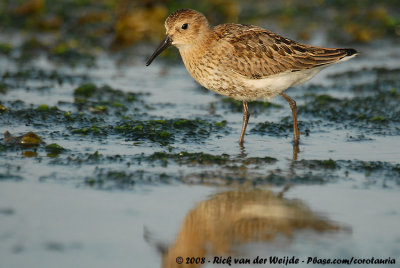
[146,187,348,268]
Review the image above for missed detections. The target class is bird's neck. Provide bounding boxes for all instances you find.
[178,28,216,65]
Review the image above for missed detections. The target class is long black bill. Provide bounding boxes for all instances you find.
[146,35,172,66]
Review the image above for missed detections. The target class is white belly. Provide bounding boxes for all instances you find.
[238,67,325,101]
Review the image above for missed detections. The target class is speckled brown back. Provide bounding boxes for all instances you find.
[213,23,356,79]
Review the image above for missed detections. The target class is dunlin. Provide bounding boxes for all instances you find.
[146,9,358,145]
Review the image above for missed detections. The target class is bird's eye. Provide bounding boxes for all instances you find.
[181,23,188,30]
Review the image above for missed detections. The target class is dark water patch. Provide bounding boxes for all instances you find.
[253,172,328,186]
[1,68,89,86]
[43,240,83,252]
[242,156,278,165]
[8,37,96,66]
[49,44,95,67]
[0,208,15,215]
[18,38,50,61]
[295,159,339,170]
[176,169,331,187]
[328,67,400,81]
[346,134,374,142]
[81,166,329,189]
[83,169,176,190]
[0,162,23,181]
[293,159,400,187]
[7,147,396,189]
[142,151,278,168]
[0,173,24,181]
[85,169,136,190]
[1,100,25,110]
[345,160,400,180]
[147,151,231,166]
[0,82,8,94]
[49,151,124,166]
[44,242,65,252]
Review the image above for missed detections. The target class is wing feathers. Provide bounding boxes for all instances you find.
[214,24,358,79]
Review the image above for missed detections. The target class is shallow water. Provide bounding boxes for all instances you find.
[1,40,400,267]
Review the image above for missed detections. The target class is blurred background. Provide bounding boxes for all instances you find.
[1,0,399,63]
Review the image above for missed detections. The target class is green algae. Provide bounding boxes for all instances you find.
[112,118,227,144]
[250,119,317,137]
[255,172,327,186]
[144,151,278,168]
[72,83,145,116]
[149,151,231,166]
[37,104,50,112]
[113,120,175,143]
[370,116,387,123]
[214,120,227,128]
[83,168,181,189]
[250,121,293,136]
[299,90,400,135]
[48,151,124,166]
[313,94,341,105]
[242,156,278,165]
[220,97,283,113]
[85,170,135,190]
[74,83,96,98]
[70,125,105,136]
[159,131,171,139]
[295,159,339,170]
[73,83,142,103]
[0,43,12,55]
[50,45,95,67]
[45,143,66,157]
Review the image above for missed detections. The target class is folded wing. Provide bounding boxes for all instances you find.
[214,24,357,79]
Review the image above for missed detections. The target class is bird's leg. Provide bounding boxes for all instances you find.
[292,143,300,161]
[239,101,250,145]
[280,92,300,144]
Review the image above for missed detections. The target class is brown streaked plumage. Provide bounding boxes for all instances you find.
[146,9,358,145]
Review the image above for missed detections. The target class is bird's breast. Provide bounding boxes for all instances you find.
[180,49,237,93]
